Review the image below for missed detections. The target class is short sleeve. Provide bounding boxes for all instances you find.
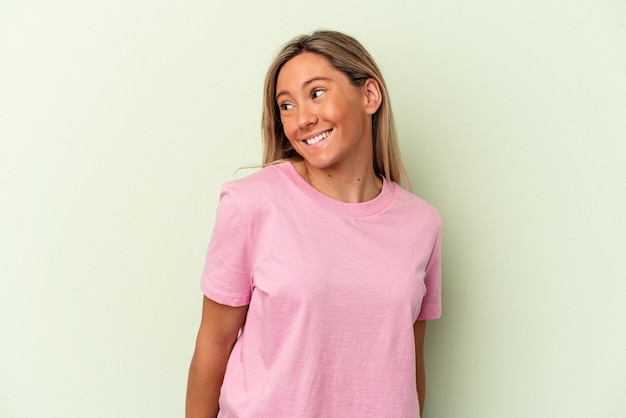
[417,223,442,320]
[200,185,253,307]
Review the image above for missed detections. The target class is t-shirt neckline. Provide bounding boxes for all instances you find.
[276,161,395,217]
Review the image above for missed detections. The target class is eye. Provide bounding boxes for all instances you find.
[312,88,325,99]
[279,102,294,111]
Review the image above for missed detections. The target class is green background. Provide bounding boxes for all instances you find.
[1,0,624,416]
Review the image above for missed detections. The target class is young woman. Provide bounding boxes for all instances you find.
[186,30,442,418]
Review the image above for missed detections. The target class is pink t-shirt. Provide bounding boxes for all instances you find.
[201,162,441,417]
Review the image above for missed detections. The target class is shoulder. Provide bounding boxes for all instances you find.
[390,183,442,228]
[222,163,287,192]
[218,162,291,209]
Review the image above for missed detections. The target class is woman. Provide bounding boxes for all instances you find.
[186,30,441,418]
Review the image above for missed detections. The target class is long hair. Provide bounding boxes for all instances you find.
[261,30,410,188]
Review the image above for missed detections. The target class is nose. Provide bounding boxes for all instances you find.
[297,103,318,130]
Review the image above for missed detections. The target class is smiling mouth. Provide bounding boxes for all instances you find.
[303,129,332,145]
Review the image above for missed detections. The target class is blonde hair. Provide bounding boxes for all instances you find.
[261,30,411,188]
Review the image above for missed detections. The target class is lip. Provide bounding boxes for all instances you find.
[301,129,333,145]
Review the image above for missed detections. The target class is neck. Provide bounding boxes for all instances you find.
[295,160,382,203]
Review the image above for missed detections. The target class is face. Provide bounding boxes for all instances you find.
[275,52,381,171]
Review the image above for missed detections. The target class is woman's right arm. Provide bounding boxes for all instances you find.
[186,296,248,418]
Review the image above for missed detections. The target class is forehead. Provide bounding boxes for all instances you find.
[276,52,341,89]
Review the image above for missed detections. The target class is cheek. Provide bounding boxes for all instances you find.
[280,116,299,142]
[318,101,338,121]
[322,99,353,126]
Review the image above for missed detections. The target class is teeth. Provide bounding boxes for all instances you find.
[305,130,330,145]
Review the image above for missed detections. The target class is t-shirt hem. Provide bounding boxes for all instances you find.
[202,286,250,307]
[416,311,442,321]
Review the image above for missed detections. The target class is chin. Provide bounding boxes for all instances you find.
[302,156,337,170]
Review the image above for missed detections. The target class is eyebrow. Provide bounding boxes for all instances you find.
[275,76,332,100]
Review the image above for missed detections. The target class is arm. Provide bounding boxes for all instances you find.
[414,320,427,417]
[186,296,248,418]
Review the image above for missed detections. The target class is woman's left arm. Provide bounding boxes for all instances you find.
[414,320,427,417]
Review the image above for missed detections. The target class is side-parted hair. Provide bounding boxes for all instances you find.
[261,30,411,188]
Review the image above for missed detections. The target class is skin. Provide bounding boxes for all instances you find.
[415,319,428,417]
[275,52,383,203]
[186,297,247,418]
[186,51,430,417]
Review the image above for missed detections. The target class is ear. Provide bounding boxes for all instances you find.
[362,78,382,115]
